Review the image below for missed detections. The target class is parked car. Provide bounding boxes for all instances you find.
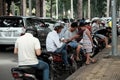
[37,17,57,30]
[29,17,52,50]
[0,16,51,46]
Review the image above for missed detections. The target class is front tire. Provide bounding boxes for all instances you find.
[69,60,77,74]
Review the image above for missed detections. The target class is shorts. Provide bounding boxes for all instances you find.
[95,34,105,39]
[68,41,78,49]
[83,44,92,53]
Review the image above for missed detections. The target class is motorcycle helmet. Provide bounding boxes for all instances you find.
[85,19,91,23]
[25,26,38,37]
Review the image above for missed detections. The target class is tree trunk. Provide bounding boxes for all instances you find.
[29,0,32,16]
[71,0,73,19]
[20,0,26,16]
[36,0,40,17]
[43,0,46,17]
[36,0,45,17]
[50,0,53,18]
[56,0,58,19]
[77,0,83,19]
[106,0,110,17]
[0,0,6,16]
[88,0,91,19]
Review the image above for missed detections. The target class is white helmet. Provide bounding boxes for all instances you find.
[85,19,91,23]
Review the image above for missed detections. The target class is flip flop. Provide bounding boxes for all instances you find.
[91,59,97,64]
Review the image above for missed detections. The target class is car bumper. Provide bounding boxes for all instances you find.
[0,37,17,45]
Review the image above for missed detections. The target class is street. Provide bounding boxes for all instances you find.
[0,47,17,80]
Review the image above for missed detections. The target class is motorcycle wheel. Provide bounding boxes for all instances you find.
[49,64,58,80]
[69,60,77,74]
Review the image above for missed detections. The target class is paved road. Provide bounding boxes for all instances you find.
[0,49,17,80]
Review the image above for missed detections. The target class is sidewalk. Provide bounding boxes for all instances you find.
[66,37,120,80]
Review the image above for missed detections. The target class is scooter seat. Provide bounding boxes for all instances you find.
[11,66,41,74]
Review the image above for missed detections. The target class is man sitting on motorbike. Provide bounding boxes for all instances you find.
[14,26,49,80]
[64,22,82,61]
[92,19,110,48]
[46,23,70,69]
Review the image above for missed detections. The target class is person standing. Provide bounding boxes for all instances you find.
[79,22,96,65]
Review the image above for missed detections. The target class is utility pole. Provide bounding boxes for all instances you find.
[111,0,118,56]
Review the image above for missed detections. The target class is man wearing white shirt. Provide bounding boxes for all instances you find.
[14,27,49,80]
[46,23,69,66]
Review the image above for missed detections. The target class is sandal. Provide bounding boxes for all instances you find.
[91,59,97,64]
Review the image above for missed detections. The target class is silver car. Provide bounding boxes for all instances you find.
[0,16,39,45]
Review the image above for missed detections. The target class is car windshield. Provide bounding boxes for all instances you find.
[0,18,24,27]
[26,18,49,30]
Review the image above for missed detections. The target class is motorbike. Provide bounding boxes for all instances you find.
[11,66,43,80]
[66,44,86,67]
[91,34,102,57]
[42,51,78,80]
[11,50,77,80]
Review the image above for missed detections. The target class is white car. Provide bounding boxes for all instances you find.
[0,16,46,45]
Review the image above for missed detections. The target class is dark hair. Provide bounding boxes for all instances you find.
[106,27,112,30]
[79,21,86,27]
[71,22,78,28]
[26,26,38,37]
[54,23,64,30]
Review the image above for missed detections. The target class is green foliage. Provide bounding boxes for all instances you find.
[91,0,107,17]
[7,0,120,18]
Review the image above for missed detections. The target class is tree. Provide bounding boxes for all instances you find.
[20,0,26,16]
[77,0,83,19]
[106,0,110,17]
[0,0,6,16]
[90,0,107,17]
[116,0,120,17]
[88,0,91,19]
[36,0,45,17]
